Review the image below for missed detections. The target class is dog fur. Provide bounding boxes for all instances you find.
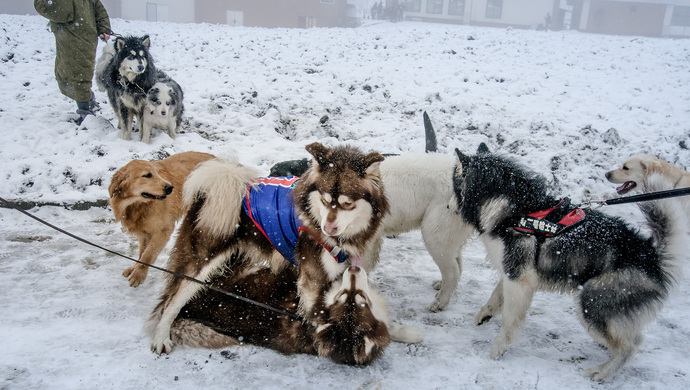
[146,143,422,362]
[142,73,184,143]
[96,35,168,141]
[270,114,472,312]
[454,144,686,381]
[363,153,474,312]
[108,151,215,287]
[170,257,391,365]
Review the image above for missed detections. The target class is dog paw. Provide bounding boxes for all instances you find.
[388,323,424,344]
[584,364,613,382]
[151,337,173,355]
[429,299,448,313]
[489,342,507,360]
[123,265,148,287]
[474,306,495,326]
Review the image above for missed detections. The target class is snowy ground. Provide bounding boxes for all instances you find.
[1,14,689,389]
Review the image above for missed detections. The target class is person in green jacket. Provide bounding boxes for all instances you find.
[34,0,112,122]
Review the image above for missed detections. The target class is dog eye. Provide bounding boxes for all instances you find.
[166,102,171,106]
[143,173,153,178]
[340,201,355,210]
[622,165,629,170]
[127,55,135,60]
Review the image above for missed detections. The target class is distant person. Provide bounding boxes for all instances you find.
[34,0,112,123]
[544,12,552,31]
[371,2,379,20]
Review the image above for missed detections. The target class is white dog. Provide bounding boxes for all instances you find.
[366,153,474,312]
[605,154,690,195]
[606,154,690,220]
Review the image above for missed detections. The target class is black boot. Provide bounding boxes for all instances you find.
[76,100,93,125]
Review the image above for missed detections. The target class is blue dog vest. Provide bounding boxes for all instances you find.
[243,177,302,265]
[242,176,348,265]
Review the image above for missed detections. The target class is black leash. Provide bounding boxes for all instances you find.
[0,196,300,321]
[586,187,690,208]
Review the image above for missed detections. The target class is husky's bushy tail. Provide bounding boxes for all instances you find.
[638,173,688,289]
[183,158,260,238]
[95,41,115,92]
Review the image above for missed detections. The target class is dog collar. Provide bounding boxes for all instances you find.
[297,226,349,263]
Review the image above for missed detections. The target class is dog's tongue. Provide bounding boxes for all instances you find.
[350,255,363,269]
[616,181,636,194]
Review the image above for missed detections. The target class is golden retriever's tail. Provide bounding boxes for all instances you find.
[183,158,260,238]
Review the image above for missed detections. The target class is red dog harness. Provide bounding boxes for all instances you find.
[513,198,586,238]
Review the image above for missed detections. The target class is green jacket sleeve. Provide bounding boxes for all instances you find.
[94,0,112,35]
[34,0,74,24]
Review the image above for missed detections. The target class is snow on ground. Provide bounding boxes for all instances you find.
[0,14,689,389]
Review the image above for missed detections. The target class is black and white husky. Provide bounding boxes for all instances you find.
[96,35,162,141]
[453,144,686,381]
[142,73,184,143]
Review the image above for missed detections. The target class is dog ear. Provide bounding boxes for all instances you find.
[477,143,490,154]
[363,152,385,177]
[108,169,127,198]
[305,142,331,165]
[141,35,151,48]
[455,148,471,168]
[115,37,125,52]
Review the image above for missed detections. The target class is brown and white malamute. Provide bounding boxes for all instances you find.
[147,143,422,364]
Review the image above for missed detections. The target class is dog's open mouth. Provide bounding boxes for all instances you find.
[616,181,637,195]
[141,192,167,200]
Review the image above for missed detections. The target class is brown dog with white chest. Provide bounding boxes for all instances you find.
[108,151,215,286]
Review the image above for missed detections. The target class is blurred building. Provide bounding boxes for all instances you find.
[120,0,352,28]
[401,0,690,37]
[3,0,688,36]
[568,0,690,37]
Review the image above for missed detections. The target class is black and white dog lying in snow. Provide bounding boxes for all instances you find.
[453,144,686,381]
[96,35,183,143]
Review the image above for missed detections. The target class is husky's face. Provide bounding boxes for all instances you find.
[115,36,150,81]
[300,143,387,239]
[314,266,389,365]
[146,83,175,117]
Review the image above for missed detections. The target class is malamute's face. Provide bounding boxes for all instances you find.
[315,265,389,365]
[146,83,175,117]
[119,49,148,76]
[115,36,150,80]
[300,143,387,239]
[308,190,373,237]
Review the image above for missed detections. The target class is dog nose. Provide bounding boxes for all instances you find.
[164,184,174,195]
[349,265,361,273]
[161,110,167,116]
[605,172,612,180]
[137,65,145,71]
[324,222,339,235]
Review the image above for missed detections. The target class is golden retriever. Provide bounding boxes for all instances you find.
[108,151,215,286]
[605,154,690,195]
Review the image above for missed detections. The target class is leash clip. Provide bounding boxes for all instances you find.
[330,246,341,257]
[583,199,605,210]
